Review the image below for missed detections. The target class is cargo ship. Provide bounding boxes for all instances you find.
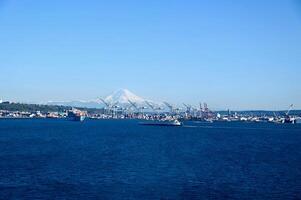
[67,109,86,122]
[139,119,182,126]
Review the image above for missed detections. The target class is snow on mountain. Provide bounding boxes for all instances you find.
[104,89,146,105]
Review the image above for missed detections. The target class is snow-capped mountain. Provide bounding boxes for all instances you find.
[104,89,146,105]
[47,89,161,109]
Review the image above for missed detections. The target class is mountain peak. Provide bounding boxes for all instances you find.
[104,89,145,104]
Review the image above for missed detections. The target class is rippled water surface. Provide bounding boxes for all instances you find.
[0,119,301,199]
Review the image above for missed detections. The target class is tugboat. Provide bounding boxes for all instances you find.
[67,109,86,122]
[139,119,182,126]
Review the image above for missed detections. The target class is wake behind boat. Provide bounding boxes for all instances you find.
[139,119,182,126]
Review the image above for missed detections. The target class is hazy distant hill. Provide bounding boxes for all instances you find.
[0,102,71,113]
[0,102,105,114]
[47,100,103,109]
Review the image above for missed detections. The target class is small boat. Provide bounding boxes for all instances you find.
[139,119,182,126]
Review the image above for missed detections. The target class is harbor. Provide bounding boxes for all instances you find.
[1,100,300,124]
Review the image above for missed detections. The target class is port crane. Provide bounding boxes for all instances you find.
[183,103,192,113]
[183,103,194,118]
[98,98,118,109]
[286,104,294,116]
[282,104,295,124]
[163,102,174,114]
[197,102,203,118]
[164,102,181,115]
[145,101,163,113]
[145,101,155,111]
[202,102,213,119]
[273,111,279,119]
[183,103,200,118]
[127,99,147,114]
[199,103,203,112]
[127,99,138,112]
[98,98,119,116]
[98,98,109,108]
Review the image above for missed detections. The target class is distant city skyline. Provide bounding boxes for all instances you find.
[1,0,300,110]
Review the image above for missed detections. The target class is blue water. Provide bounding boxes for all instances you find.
[0,119,301,199]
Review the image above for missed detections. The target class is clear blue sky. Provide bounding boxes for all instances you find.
[0,0,300,110]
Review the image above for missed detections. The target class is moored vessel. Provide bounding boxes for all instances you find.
[67,109,86,122]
